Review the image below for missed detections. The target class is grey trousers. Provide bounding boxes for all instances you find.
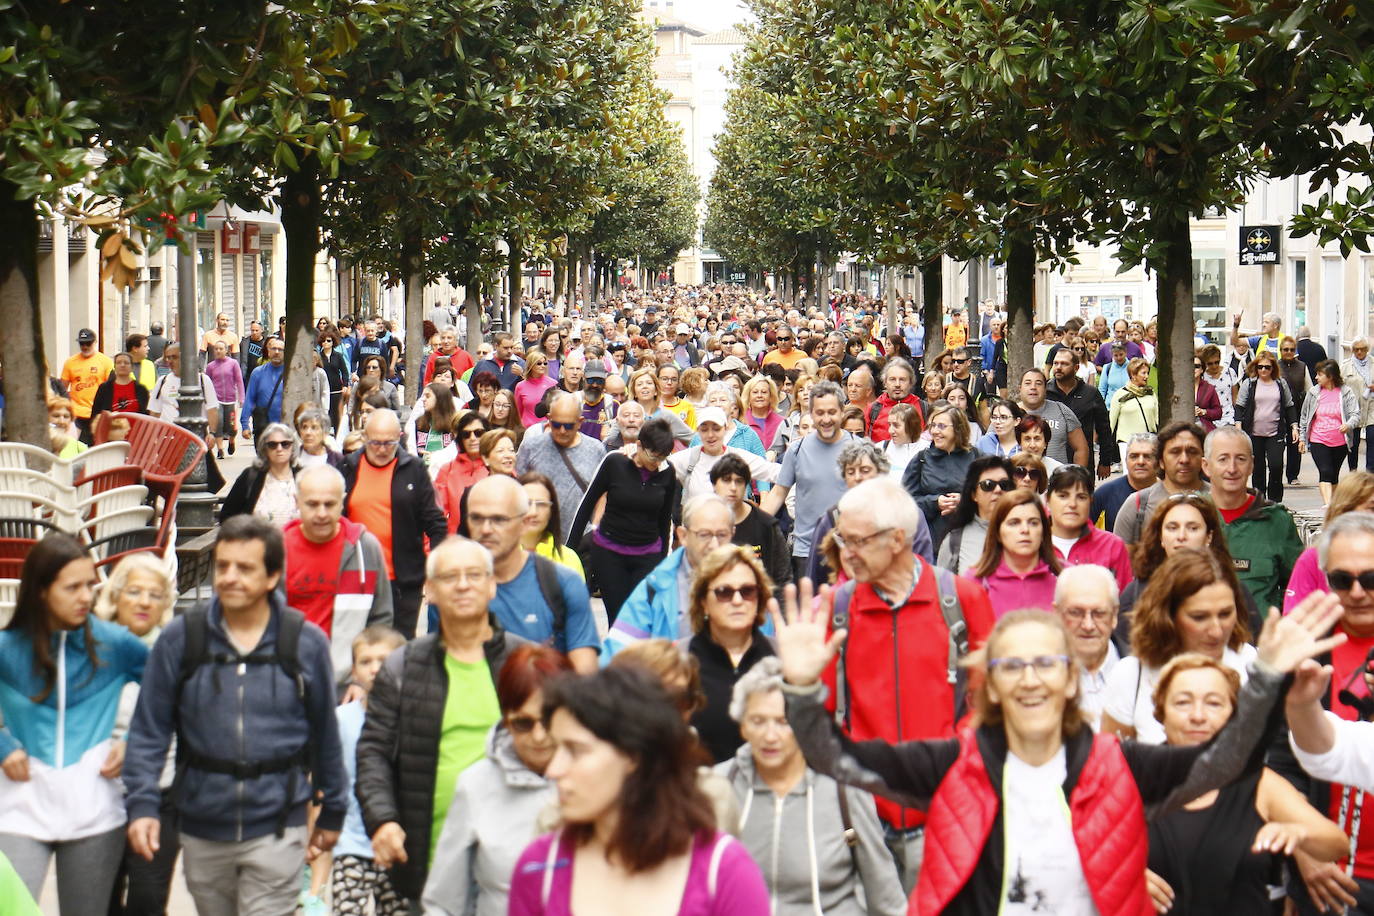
[179,825,307,916]
[0,826,127,916]
[883,825,926,896]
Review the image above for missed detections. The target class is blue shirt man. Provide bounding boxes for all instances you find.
[240,339,285,433]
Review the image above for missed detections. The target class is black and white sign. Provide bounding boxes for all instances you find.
[1239,225,1280,265]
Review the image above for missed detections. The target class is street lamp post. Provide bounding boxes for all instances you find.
[172,227,219,534]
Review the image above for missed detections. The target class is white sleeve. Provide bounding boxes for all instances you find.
[1290,713,1374,793]
[734,447,781,483]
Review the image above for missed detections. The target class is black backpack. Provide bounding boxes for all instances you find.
[531,554,569,650]
[172,605,322,837]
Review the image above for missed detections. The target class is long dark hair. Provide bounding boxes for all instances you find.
[543,666,715,872]
[972,488,1063,579]
[7,534,99,702]
[947,455,1016,531]
[518,471,568,560]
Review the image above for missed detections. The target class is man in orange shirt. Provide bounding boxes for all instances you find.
[943,308,968,349]
[60,328,113,442]
[341,410,448,637]
[760,327,806,371]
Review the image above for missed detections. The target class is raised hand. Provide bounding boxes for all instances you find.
[768,578,846,687]
[1256,592,1346,675]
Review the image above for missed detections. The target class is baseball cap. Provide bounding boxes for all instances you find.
[711,355,749,375]
[675,323,692,335]
[77,328,96,344]
[584,364,608,384]
[696,406,727,427]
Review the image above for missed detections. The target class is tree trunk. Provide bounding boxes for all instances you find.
[1005,237,1036,392]
[552,256,566,303]
[921,257,944,369]
[508,238,523,334]
[464,283,482,353]
[280,163,321,426]
[0,186,49,447]
[1156,224,1196,427]
[885,266,899,341]
[402,235,424,406]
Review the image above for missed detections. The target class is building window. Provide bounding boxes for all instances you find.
[196,242,216,333]
[1193,255,1226,338]
[1291,259,1307,328]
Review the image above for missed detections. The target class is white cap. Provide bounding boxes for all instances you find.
[676,323,692,335]
[696,406,727,427]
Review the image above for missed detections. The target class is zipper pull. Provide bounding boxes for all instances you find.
[238,662,246,676]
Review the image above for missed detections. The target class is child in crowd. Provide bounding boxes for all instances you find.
[312,625,408,916]
[107,416,132,441]
[47,397,87,458]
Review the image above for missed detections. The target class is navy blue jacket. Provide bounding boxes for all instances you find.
[124,593,348,842]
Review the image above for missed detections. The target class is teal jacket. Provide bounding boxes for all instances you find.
[1220,491,1304,615]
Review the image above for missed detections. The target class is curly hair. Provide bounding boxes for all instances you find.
[687,544,774,635]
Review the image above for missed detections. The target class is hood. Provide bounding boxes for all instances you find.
[1232,488,1278,523]
[485,722,551,790]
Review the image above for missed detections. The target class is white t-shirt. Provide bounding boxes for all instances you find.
[1001,748,1097,915]
[1051,534,1080,557]
[1101,643,1257,744]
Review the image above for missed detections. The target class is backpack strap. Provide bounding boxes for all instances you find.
[685,446,704,483]
[932,566,970,722]
[837,781,858,854]
[540,834,561,908]
[947,525,966,574]
[708,834,733,900]
[868,399,882,430]
[532,555,568,651]
[831,580,857,729]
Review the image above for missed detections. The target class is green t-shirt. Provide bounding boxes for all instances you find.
[430,653,501,862]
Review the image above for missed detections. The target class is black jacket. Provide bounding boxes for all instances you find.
[355,624,529,899]
[1296,338,1328,383]
[90,376,149,416]
[902,446,979,544]
[341,450,448,587]
[1047,378,1118,466]
[687,628,776,764]
[218,464,280,521]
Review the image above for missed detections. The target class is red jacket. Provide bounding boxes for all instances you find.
[916,728,1151,916]
[869,393,924,442]
[823,558,994,828]
[434,453,488,534]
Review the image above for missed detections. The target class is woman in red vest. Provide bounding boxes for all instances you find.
[770,582,1345,915]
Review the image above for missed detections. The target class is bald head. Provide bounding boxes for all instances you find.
[296,464,346,542]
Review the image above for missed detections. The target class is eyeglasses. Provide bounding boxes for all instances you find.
[1073,347,1086,353]
[468,513,522,528]
[687,528,733,544]
[977,478,1015,492]
[507,714,542,735]
[548,420,578,431]
[366,439,400,449]
[458,428,483,439]
[712,584,759,603]
[265,440,293,450]
[528,499,552,510]
[431,568,490,585]
[1193,364,1203,371]
[121,586,167,604]
[1061,608,1114,624]
[1013,467,1044,480]
[833,527,893,550]
[1327,569,1374,592]
[988,654,1069,677]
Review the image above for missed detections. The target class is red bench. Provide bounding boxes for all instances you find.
[92,412,208,547]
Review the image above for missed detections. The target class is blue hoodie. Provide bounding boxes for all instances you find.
[123,593,348,842]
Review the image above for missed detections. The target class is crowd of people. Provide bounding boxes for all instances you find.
[8,286,1374,915]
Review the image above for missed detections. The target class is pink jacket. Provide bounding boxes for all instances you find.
[966,559,1059,617]
[1284,547,1326,613]
[1055,524,1135,592]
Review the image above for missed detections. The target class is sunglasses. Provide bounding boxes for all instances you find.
[712,584,760,603]
[458,428,483,439]
[265,440,293,450]
[977,478,1015,492]
[1327,570,1374,592]
[506,715,541,735]
[548,420,578,431]
[1013,467,1044,480]
[1256,363,1274,370]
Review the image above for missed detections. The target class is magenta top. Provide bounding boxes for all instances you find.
[966,559,1059,618]
[205,357,245,404]
[1311,387,1347,447]
[514,376,558,427]
[1284,547,1327,613]
[508,830,769,916]
[1054,525,1135,593]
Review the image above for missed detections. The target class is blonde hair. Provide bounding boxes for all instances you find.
[93,554,175,629]
[680,367,710,400]
[742,375,779,414]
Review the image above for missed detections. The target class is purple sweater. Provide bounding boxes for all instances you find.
[205,357,245,404]
[508,831,769,916]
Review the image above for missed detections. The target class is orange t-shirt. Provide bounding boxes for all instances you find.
[60,352,114,418]
[761,348,806,371]
[348,458,396,579]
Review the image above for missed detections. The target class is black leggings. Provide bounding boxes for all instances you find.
[586,543,663,625]
[1309,441,1348,485]
[1249,434,1286,504]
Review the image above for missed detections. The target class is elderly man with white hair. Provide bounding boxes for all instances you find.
[1232,309,1284,358]
[816,477,995,892]
[1053,564,1124,730]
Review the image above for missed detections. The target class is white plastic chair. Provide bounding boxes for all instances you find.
[0,578,18,628]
